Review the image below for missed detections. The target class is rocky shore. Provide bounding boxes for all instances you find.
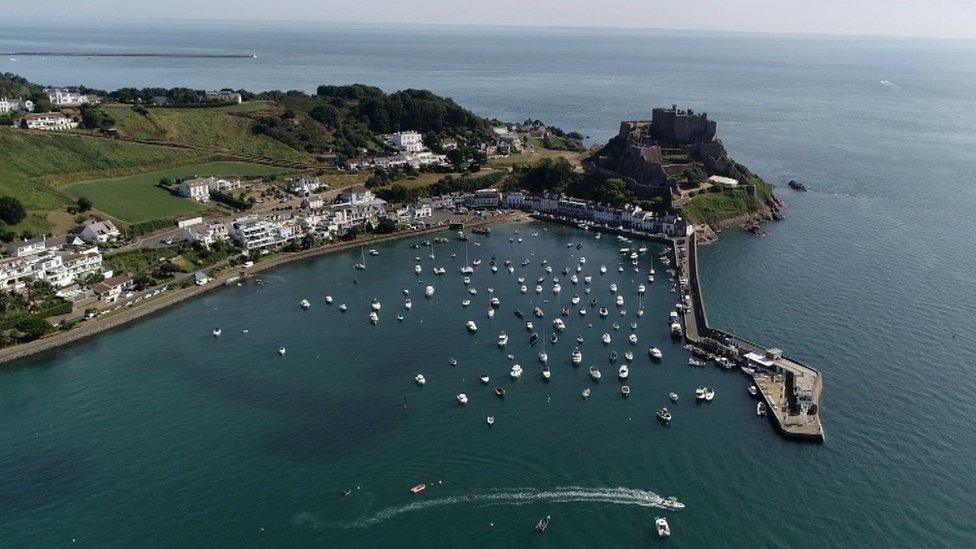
[694,194,785,244]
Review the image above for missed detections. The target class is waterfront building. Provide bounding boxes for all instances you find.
[230,217,278,252]
[206,177,241,193]
[335,185,375,207]
[504,191,525,209]
[464,188,502,209]
[91,274,133,302]
[179,178,211,202]
[18,112,77,130]
[408,202,433,219]
[0,257,33,290]
[80,219,121,244]
[182,222,229,248]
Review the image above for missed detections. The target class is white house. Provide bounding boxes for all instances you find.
[301,194,326,210]
[386,131,424,152]
[92,274,133,302]
[504,191,526,209]
[204,90,242,104]
[336,185,375,206]
[179,178,211,202]
[0,257,33,290]
[19,112,77,130]
[182,222,229,248]
[464,189,502,209]
[44,88,90,106]
[287,176,322,195]
[230,217,278,252]
[207,177,241,193]
[6,237,48,257]
[80,219,121,244]
[409,202,432,219]
[57,248,104,284]
[0,97,34,114]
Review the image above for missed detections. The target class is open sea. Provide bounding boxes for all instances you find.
[1,21,975,547]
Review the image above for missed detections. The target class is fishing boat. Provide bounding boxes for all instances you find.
[457,393,468,405]
[480,374,490,384]
[415,373,426,385]
[211,328,221,337]
[655,517,671,538]
[601,332,612,345]
[669,392,679,402]
[466,320,478,333]
[618,364,629,380]
[410,484,426,494]
[497,331,509,347]
[657,408,672,424]
[571,347,583,365]
[589,366,602,381]
[495,387,507,398]
[620,385,631,397]
[510,364,523,379]
[369,312,379,325]
[300,299,311,310]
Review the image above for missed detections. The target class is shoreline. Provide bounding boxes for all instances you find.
[0,212,527,366]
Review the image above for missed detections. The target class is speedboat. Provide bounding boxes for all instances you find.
[410,484,426,494]
[510,364,523,379]
[620,385,630,397]
[600,265,607,274]
[211,328,221,337]
[571,347,583,365]
[657,408,672,424]
[661,496,685,510]
[457,393,468,405]
[497,332,509,347]
[325,295,334,304]
[466,320,478,333]
[581,388,591,399]
[277,347,286,356]
[415,373,426,385]
[480,374,490,384]
[589,366,602,381]
[628,333,638,345]
[748,385,758,396]
[579,308,586,316]
[495,387,506,398]
[541,365,551,380]
[369,312,379,325]
[404,299,412,310]
[649,347,663,360]
[669,392,679,402]
[601,332,612,345]
[300,299,311,310]
[618,364,629,380]
[552,318,566,332]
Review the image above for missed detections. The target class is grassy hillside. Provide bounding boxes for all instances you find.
[680,174,773,224]
[102,103,313,165]
[65,161,291,223]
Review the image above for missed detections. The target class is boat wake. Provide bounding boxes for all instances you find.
[336,486,675,529]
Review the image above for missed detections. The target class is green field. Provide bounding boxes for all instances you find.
[65,161,292,223]
[102,103,313,164]
[680,176,773,224]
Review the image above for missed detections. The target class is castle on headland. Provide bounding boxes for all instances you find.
[593,104,734,198]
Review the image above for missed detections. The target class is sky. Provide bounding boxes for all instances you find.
[5,0,976,40]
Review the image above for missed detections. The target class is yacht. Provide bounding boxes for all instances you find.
[405,299,412,310]
[525,321,534,331]
[552,318,566,332]
[628,333,638,345]
[534,307,545,318]
[325,295,334,304]
[688,357,705,367]
[369,312,379,325]
[300,299,311,310]
[589,366,602,381]
[581,388,591,399]
[657,408,672,425]
[480,374,490,384]
[535,285,543,294]
[661,496,685,510]
[211,328,221,337]
[705,388,715,402]
[696,387,707,401]
[669,392,679,402]
[520,285,528,294]
[339,304,348,312]
[571,294,581,305]
[552,283,561,294]
[620,385,631,397]
[615,295,625,307]
[457,393,468,405]
[277,347,286,356]
[486,415,495,426]
[601,332,612,344]
[610,283,618,293]
[599,308,609,318]
[425,285,435,298]
[371,299,381,312]
[510,364,523,379]
[757,402,767,416]
[354,247,367,271]
[618,364,629,380]
[571,347,583,365]
[490,296,500,307]
[466,320,478,333]
[497,331,509,347]
[415,373,426,386]
[624,350,634,362]
[637,284,646,295]
[541,365,551,380]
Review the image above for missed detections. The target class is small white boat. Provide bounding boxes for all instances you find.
[610,283,618,293]
[462,299,471,308]
[277,347,286,356]
[748,385,758,396]
[497,332,509,347]
[463,276,471,285]
[571,294,581,305]
[571,347,583,365]
[696,387,706,400]
[615,295,625,307]
[552,318,566,332]
[325,295,334,304]
[601,332,612,345]
[552,283,562,294]
[757,402,767,416]
[415,373,426,385]
[600,265,607,274]
[300,299,311,310]
[628,333,638,345]
[425,285,435,298]
[397,314,404,322]
[468,288,478,296]
[510,364,523,379]
[457,393,468,405]
[581,388,591,399]
[491,265,498,273]
[669,392,679,402]
[369,312,379,325]
[541,365,551,380]
[369,249,379,256]
[370,299,381,312]
[649,347,663,360]
[624,350,634,362]
[449,357,458,366]
[535,285,543,294]
[480,374,490,384]
[211,328,221,337]
[583,275,592,284]
[486,415,494,426]
[520,285,528,294]
[599,308,609,318]
[490,297,500,307]
[618,364,629,380]
[405,299,412,310]
[637,284,646,295]
[415,264,423,275]
[487,308,495,319]
[339,304,348,312]
[466,320,478,333]
[589,366,602,381]
[620,385,630,397]
[705,388,715,402]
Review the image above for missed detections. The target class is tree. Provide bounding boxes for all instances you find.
[0,196,27,225]
[14,316,52,341]
[77,196,93,212]
[373,217,398,234]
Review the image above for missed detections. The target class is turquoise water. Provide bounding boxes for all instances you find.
[2,22,976,546]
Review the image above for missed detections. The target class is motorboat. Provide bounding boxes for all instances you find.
[589,366,602,381]
[618,364,629,380]
[661,496,685,510]
[599,308,609,318]
[576,335,584,344]
[657,408,672,425]
[688,357,705,367]
[600,265,607,274]
[415,264,423,275]
[615,295,624,307]
[571,294,581,305]
[552,318,566,332]
[495,387,506,398]
[404,299,412,310]
[550,333,558,344]
[300,299,311,310]
[520,285,528,294]
[534,307,545,318]
[526,321,534,331]
[552,283,561,294]
[397,314,404,322]
[490,297,501,307]
[609,350,618,362]
[491,264,498,273]
[211,328,221,337]
[410,484,426,495]
[463,276,471,285]
[325,295,334,304]
[510,364,523,379]
[535,285,543,294]
[581,388,591,399]
[534,515,551,533]
[529,332,540,346]
[757,402,767,416]
[670,322,683,338]
[584,275,592,284]
[339,304,348,312]
[571,347,583,365]
[610,283,618,293]
[369,312,379,325]
[457,393,468,405]
[425,285,435,298]
[624,350,634,362]
[748,385,758,396]
[696,387,707,401]
[497,332,509,347]
[415,373,426,385]
[620,385,631,397]
[669,392,679,402]
[628,333,638,345]
[601,332,612,345]
[705,388,715,402]
[466,320,478,333]
[468,288,478,296]
[371,299,381,311]
[277,347,286,356]
[637,284,646,295]
[539,349,548,364]
[480,374,490,384]
[618,265,624,273]
[541,365,551,380]
[486,415,495,426]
